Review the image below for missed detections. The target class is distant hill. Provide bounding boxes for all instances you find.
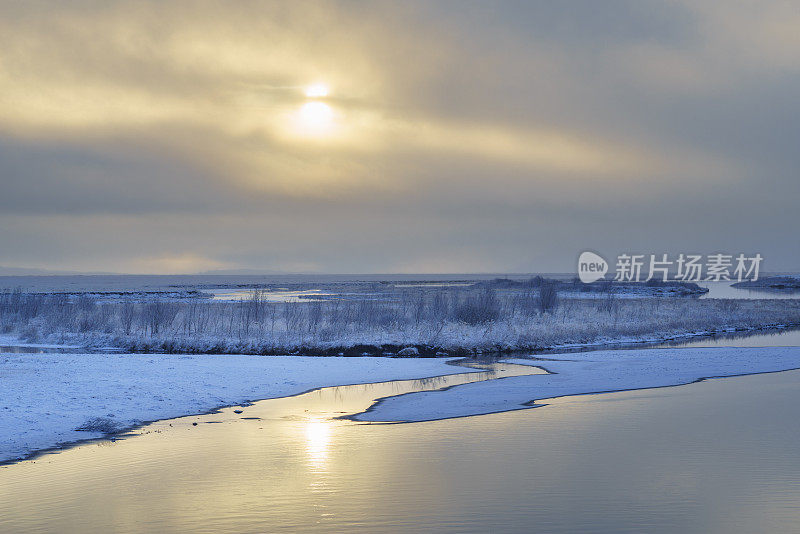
[0,266,65,275]
[195,268,298,276]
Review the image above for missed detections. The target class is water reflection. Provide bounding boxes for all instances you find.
[305,418,332,471]
[2,365,800,532]
[654,326,800,349]
[697,281,800,300]
[0,345,79,354]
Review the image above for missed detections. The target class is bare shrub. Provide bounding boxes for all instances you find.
[1,282,799,356]
[596,290,619,315]
[538,281,559,313]
[356,300,395,328]
[517,289,540,317]
[452,288,500,325]
[120,301,136,336]
[20,324,40,343]
[717,299,741,314]
[283,300,304,331]
[140,301,179,336]
[412,291,427,325]
[430,291,450,323]
[307,301,323,332]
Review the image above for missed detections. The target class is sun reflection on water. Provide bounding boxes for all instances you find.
[305,418,332,471]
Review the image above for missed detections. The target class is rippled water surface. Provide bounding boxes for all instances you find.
[655,327,800,349]
[697,281,800,300]
[3,360,800,533]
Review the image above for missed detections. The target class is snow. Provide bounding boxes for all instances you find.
[355,347,800,422]
[0,353,463,463]
[5,345,800,464]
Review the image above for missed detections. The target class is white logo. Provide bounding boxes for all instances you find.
[576,251,763,282]
[578,251,608,283]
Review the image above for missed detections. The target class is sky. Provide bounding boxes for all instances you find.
[1,1,799,274]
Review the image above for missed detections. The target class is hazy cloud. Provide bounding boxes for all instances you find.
[0,1,798,273]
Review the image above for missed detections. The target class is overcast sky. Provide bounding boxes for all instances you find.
[1,1,798,274]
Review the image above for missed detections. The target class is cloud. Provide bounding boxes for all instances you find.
[0,1,798,272]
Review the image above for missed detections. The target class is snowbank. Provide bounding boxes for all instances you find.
[0,353,463,463]
[355,346,800,422]
[6,346,800,464]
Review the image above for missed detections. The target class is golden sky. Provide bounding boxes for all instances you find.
[1,1,799,273]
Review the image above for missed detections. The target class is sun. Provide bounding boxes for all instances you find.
[304,83,329,98]
[282,82,340,138]
[299,101,333,124]
[288,101,336,137]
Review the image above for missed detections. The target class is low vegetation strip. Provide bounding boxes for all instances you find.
[2,286,799,356]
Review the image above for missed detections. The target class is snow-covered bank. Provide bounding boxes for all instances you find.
[355,346,800,422]
[0,353,464,463]
[733,275,800,290]
[5,282,800,356]
[7,346,800,465]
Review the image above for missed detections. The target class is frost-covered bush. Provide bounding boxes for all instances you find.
[538,281,559,314]
[20,324,40,343]
[1,284,800,355]
[452,289,500,325]
[140,301,179,336]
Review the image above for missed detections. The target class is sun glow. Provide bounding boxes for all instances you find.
[278,82,345,139]
[300,101,333,122]
[290,101,336,137]
[304,83,329,98]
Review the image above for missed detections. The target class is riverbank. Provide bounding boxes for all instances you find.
[5,343,800,464]
[0,354,469,463]
[356,346,800,422]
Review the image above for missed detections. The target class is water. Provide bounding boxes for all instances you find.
[207,288,333,302]
[655,327,800,349]
[208,281,800,303]
[3,362,800,533]
[393,282,475,288]
[0,345,82,354]
[697,281,800,299]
